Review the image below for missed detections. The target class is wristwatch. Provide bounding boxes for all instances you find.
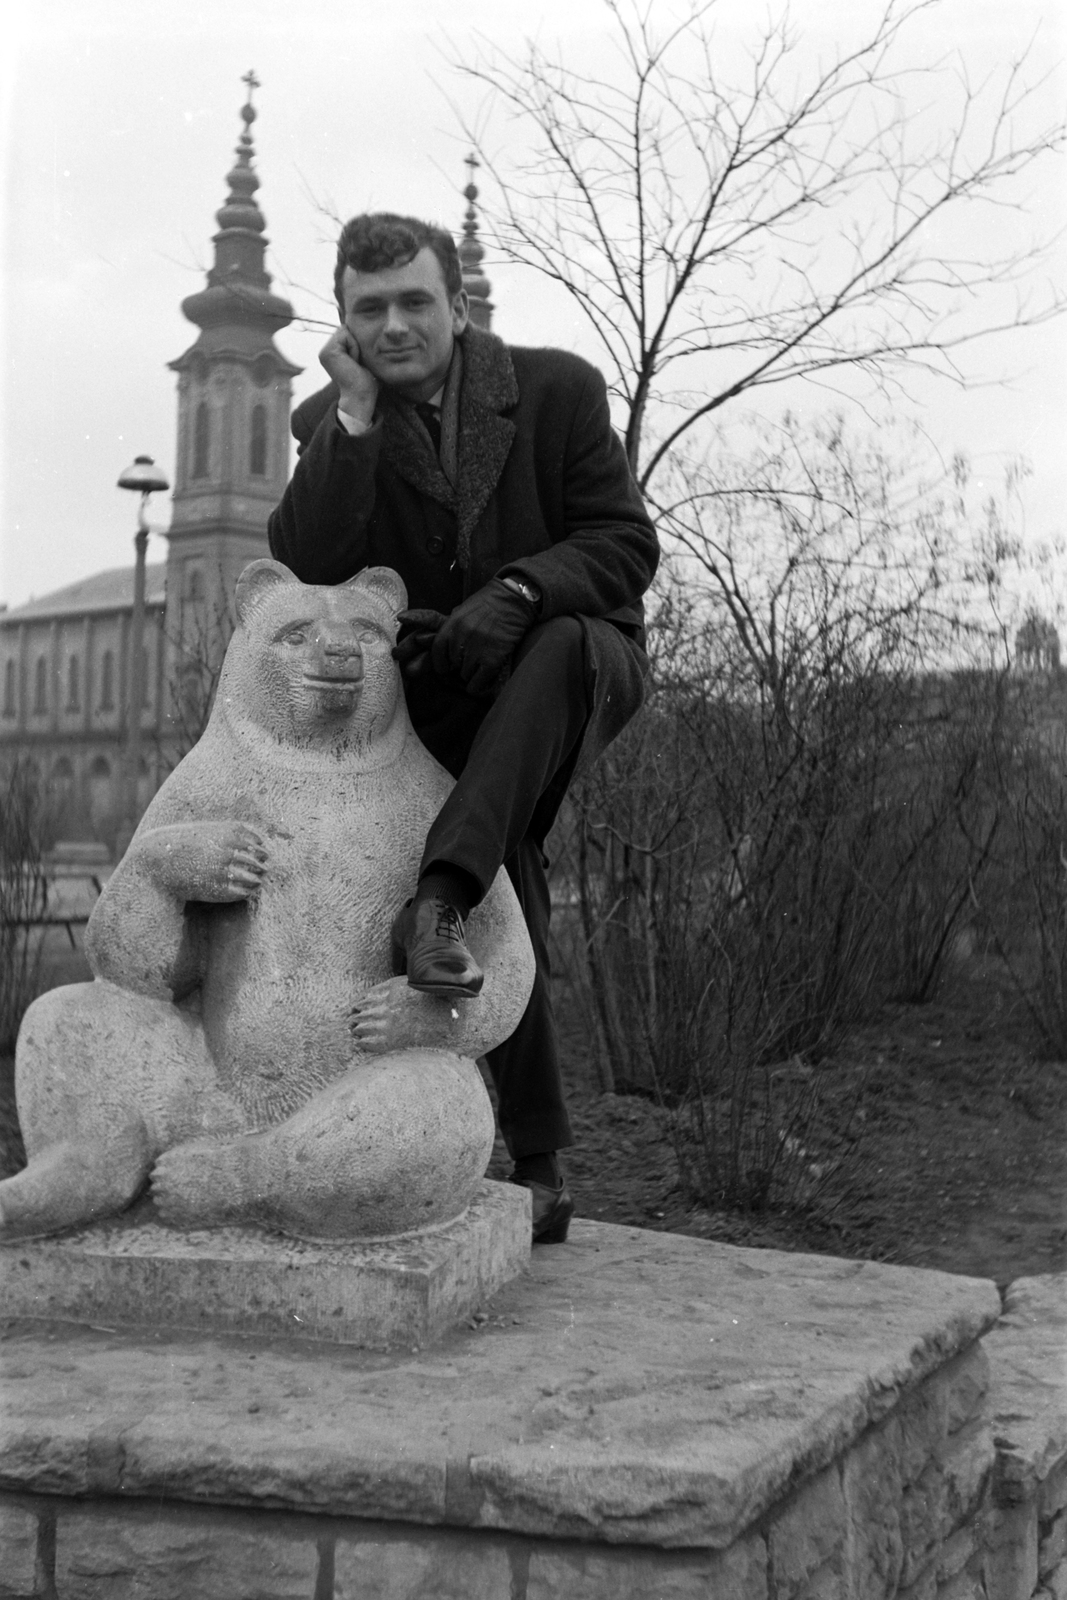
[501,576,542,611]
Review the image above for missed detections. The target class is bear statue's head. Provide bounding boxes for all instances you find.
[216,561,412,760]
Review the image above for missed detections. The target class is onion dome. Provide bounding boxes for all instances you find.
[458,154,494,331]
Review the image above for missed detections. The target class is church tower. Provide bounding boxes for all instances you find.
[164,73,300,728]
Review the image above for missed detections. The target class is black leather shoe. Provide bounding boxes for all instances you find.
[391,897,484,998]
[512,1176,575,1244]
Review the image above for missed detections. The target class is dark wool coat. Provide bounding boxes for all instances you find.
[268,325,659,782]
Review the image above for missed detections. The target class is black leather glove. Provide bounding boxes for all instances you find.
[392,609,447,681]
[431,579,539,698]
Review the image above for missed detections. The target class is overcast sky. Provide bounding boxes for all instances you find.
[1,0,1063,618]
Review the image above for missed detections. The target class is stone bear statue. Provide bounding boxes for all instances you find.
[0,561,534,1243]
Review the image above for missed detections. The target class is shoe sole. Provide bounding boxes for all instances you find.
[407,977,485,999]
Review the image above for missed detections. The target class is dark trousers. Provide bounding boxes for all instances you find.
[405,618,590,1159]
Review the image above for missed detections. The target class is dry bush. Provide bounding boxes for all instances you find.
[0,758,49,1056]
[872,672,1011,1003]
[549,421,1027,1213]
[977,704,1067,1057]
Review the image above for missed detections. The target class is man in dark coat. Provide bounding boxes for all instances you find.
[268,213,658,1241]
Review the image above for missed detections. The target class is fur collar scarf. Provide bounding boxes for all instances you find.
[378,327,518,569]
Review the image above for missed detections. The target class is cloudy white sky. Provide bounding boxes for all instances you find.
[1,0,1063,616]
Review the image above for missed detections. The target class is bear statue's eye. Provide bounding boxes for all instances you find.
[276,626,310,647]
[357,625,384,645]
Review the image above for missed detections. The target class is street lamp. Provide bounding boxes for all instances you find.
[116,454,169,853]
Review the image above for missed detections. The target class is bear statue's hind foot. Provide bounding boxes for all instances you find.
[0,1127,152,1242]
[149,1134,264,1230]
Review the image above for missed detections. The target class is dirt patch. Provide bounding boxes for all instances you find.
[487,953,1067,1288]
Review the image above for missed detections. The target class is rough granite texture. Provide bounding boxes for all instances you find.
[0,562,535,1244]
[984,1274,1067,1506]
[0,1180,531,1348]
[981,1272,1067,1600]
[0,1219,1001,1551]
[0,1499,38,1595]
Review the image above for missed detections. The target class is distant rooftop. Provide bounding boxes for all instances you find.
[1,564,166,622]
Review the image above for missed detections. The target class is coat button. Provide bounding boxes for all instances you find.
[426,536,445,555]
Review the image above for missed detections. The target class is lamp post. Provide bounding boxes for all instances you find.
[116,454,169,854]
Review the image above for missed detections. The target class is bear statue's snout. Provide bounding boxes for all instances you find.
[304,622,366,688]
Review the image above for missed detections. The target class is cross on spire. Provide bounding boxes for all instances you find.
[241,69,260,104]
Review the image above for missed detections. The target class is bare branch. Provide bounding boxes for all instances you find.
[446,0,1064,481]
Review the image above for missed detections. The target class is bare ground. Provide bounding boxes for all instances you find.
[506,955,1066,1291]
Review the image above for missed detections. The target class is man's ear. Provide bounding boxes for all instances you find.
[344,566,408,614]
[451,289,470,336]
[235,560,295,624]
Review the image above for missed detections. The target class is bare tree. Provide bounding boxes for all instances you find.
[157,577,238,771]
[0,758,48,1057]
[451,0,1064,484]
[1015,609,1062,674]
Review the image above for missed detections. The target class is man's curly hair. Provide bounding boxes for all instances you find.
[333,213,462,313]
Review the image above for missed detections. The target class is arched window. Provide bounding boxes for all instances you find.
[141,646,151,706]
[2,660,15,717]
[88,756,112,829]
[192,401,210,479]
[33,656,48,714]
[249,404,268,476]
[67,653,80,711]
[187,568,204,604]
[99,650,115,711]
[50,756,74,792]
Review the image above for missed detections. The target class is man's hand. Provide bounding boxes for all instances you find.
[319,325,378,426]
[392,609,447,681]
[431,579,539,698]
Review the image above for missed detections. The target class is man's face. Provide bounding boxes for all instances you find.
[340,248,469,402]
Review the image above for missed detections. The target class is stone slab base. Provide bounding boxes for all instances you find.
[0,1179,531,1349]
[2,1232,1063,1597]
[1,1222,1002,1562]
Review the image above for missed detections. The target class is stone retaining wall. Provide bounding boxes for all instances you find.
[0,1343,1007,1600]
[1,1228,1062,1600]
[981,1276,1067,1600]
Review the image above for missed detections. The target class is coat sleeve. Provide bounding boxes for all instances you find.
[497,363,659,624]
[267,405,382,585]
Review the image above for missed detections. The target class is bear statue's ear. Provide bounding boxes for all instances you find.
[343,566,409,615]
[235,560,295,624]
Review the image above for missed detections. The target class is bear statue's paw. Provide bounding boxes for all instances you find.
[150,1136,255,1230]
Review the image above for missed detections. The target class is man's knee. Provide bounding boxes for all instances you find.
[516,614,586,674]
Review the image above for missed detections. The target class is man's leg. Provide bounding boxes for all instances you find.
[486,836,573,1160]
[398,616,588,1240]
[418,616,590,896]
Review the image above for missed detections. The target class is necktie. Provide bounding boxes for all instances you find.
[414,402,442,457]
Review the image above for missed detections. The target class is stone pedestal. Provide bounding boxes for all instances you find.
[0,1220,1019,1599]
[0,1180,531,1350]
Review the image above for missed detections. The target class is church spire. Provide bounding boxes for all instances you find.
[458,154,493,331]
[165,74,301,699]
[179,72,294,340]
